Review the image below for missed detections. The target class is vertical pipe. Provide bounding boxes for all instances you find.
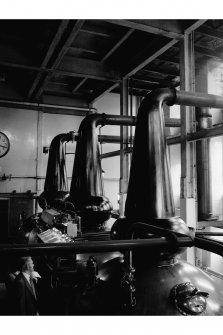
[196,107,215,220]
[119,79,129,217]
[36,109,43,213]
[180,33,196,200]
[180,32,197,265]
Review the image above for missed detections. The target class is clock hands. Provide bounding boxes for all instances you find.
[0,144,7,148]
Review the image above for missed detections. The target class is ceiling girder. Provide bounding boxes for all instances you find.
[184,19,207,34]
[59,56,120,81]
[105,19,183,39]
[34,20,85,100]
[27,20,70,100]
[197,25,223,40]
[90,37,179,103]
[71,28,134,94]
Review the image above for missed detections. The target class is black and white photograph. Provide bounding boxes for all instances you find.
[0,1,222,334]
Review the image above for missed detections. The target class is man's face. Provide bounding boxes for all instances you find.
[26,257,34,273]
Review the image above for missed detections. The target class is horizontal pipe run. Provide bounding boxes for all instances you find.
[101,116,180,128]
[166,125,223,147]
[165,119,181,127]
[101,148,133,159]
[98,135,134,144]
[166,135,181,145]
[187,125,223,142]
[100,137,182,159]
[0,99,96,114]
[99,126,223,158]
[99,134,182,146]
[175,91,223,109]
[101,115,136,126]
[0,237,193,257]
[194,236,223,257]
[197,221,223,229]
[1,237,223,258]
[159,125,223,147]
[196,232,223,237]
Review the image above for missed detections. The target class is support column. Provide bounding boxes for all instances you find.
[119,78,129,217]
[180,32,197,264]
[36,110,43,212]
[196,107,214,220]
[195,63,217,221]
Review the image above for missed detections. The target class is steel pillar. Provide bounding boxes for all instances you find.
[180,32,197,264]
[36,110,43,200]
[119,78,129,216]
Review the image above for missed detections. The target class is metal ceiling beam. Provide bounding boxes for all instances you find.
[89,82,120,103]
[0,97,92,116]
[71,28,134,94]
[91,20,204,103]
[59,56,120,81]
[0,56,120,82]
[184,20,207,34]
[90,38,178,103]
[72,78,87,94]
[141,66,179,77]
[44,82,71,94]
[0,61,45,72]
[80,22,113,38]
[132,75,180,87]
[123,37,179,77]
[27,20,70,100]
[195,46,223,60]
[101,28,135,62]
[105,19,183,40]
[35,20,85,100]
[69,46,97,54]
[157,55,180,64]
[197,25,223,40]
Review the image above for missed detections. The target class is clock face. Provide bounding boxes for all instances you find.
[0,132,10,158]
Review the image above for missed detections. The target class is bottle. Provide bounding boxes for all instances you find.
[67,221,77,238]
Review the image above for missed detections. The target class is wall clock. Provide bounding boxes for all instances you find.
[0,131,10,158]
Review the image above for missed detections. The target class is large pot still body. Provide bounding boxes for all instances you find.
[68,114,113,230]
[104,88,223,315]
[40,132,74,208]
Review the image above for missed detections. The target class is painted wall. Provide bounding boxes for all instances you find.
[0,107,83,196]
[0,107,38,193]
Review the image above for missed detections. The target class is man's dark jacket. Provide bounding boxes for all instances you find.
[14,272,39,315]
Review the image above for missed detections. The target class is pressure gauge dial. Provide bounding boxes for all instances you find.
[0,131,10,158]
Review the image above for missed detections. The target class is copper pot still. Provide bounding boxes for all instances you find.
[95,89,223,316]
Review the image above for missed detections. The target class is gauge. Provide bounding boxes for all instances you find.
[0,131,10,158]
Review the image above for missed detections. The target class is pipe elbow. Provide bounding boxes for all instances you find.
[80,113,105,132]
[140,88,176,112]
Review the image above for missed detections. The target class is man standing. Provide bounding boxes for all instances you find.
[14,257,39,315]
